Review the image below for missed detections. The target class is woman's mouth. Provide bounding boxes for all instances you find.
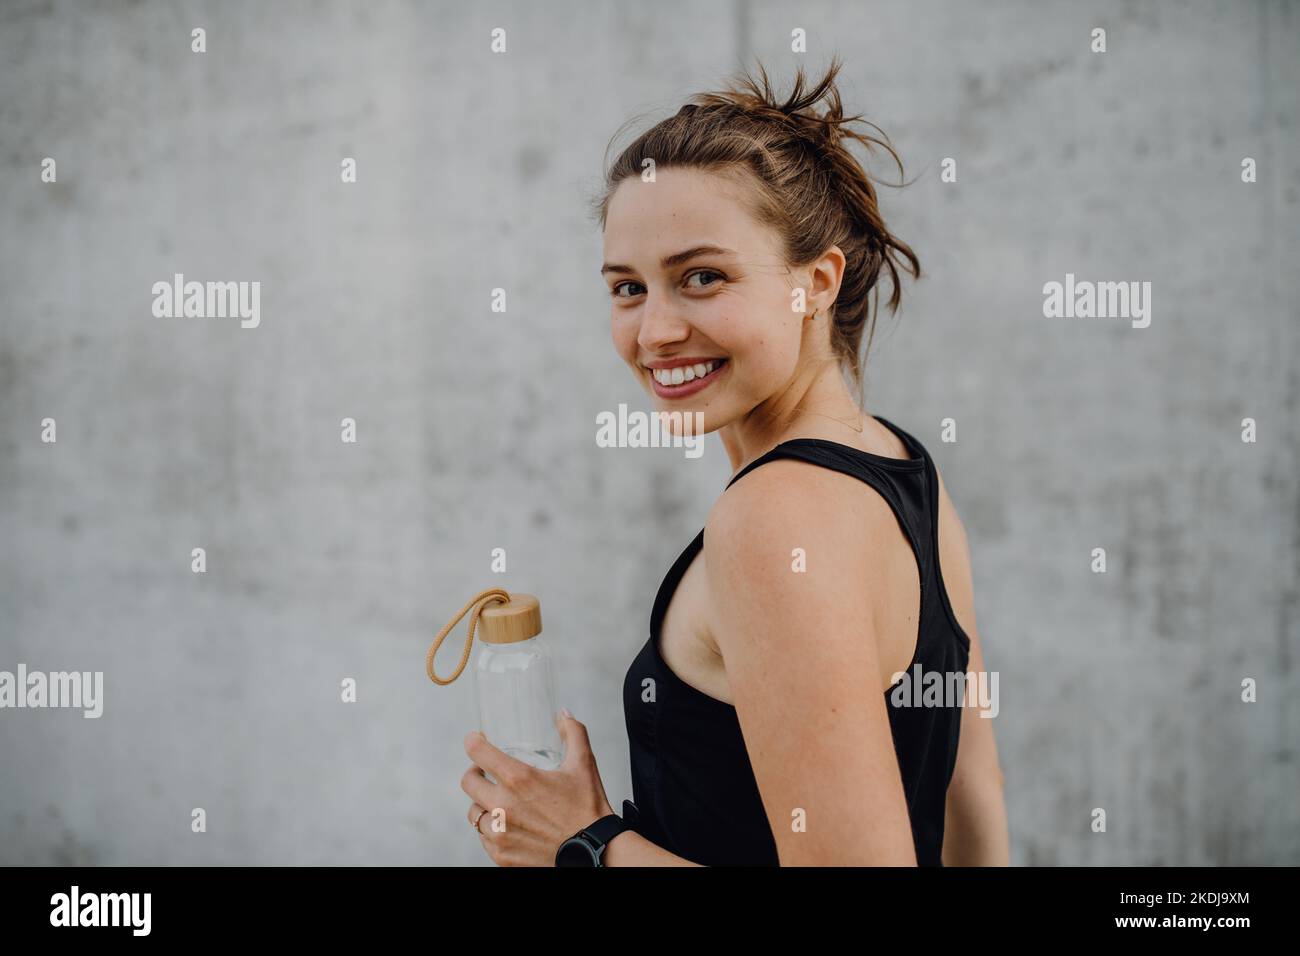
[647,358,728,399]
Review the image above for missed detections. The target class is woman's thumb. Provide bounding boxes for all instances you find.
[556,707,589,756]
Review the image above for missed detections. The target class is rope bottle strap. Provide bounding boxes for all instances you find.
[426,588,512,685]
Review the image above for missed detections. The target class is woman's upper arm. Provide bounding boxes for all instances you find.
[941,619,1010,865]
[702,460,917,866]
[933,465,1010,865]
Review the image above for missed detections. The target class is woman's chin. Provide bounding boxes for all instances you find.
[650,405,705,433]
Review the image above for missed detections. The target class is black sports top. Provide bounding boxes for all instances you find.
[622,415,972,866]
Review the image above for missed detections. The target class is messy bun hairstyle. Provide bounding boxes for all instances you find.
[591,55,921,401]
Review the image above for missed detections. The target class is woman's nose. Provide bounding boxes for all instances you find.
[636,294,692,352]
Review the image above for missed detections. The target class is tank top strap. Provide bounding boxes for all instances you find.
[874,416,974,654]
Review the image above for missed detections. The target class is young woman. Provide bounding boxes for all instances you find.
[461,57,1009,866]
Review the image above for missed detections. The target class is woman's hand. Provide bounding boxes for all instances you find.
[462,710,615,866]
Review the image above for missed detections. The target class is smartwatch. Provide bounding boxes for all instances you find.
[554,800,640,867]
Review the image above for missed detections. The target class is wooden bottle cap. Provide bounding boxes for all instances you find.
[479,593,542,644]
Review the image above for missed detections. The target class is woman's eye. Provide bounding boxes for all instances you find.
[611,281,645,298]
[685,269,724,290]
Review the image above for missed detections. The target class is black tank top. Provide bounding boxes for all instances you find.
[622,415,972,866]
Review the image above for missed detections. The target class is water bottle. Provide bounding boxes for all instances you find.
[475,593,563,770]
[427,589,564,773]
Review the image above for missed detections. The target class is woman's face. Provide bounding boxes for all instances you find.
[601,166,812,435]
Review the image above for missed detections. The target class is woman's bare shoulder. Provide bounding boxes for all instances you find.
[702,453,904,571]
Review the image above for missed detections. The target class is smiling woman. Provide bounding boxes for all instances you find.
[462,55,1008,869]
[584,55,1009,868]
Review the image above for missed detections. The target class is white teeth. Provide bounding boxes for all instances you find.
[651,360,720,386]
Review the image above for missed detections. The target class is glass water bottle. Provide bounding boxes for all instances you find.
[475,593,563,771]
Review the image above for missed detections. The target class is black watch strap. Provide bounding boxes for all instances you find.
[582,812,625,848]
[585,799,640,847]
[558,800,640,866]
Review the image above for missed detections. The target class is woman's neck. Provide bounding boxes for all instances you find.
[718,357,864,473]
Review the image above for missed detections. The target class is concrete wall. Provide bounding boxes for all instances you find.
[1,0,1296,865]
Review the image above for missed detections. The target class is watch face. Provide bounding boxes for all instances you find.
[556,837,600,867]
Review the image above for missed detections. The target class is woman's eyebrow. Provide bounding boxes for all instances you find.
[601,244,738,276]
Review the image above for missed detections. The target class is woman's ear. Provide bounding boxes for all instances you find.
[809,244,846,317]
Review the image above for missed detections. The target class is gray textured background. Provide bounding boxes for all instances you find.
[1,0,1297,865]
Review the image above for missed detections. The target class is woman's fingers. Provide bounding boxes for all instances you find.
[460,763,497,810]
[464,730,533,788]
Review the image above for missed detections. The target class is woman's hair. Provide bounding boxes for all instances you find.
[591,55,921,401]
